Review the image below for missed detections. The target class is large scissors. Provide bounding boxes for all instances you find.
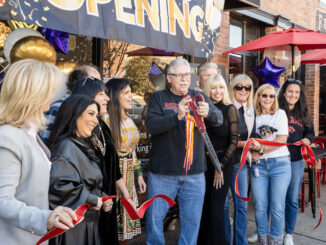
[188,94,222,173]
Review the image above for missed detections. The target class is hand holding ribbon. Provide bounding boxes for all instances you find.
[235,138,322,230]
[36,195,175,245]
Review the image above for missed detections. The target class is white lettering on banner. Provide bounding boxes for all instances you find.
[135,0,160,31]
[115,0,136,25]
[47,0,224,42]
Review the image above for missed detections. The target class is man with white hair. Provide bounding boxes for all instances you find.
[197,62,219,89]
[145,58,223,245]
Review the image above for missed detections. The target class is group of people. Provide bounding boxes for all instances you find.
[0,59,145,245]
[0,57,314,245]
[144,59,314,245]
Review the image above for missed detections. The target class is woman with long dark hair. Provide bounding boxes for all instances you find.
[105,78,146,243]
[278,79,315,245]
[68,77,133,245]
[197,74,238,245]
[48,95,113,245]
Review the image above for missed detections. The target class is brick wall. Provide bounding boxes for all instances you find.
[210,12,230,79]
[305,64,320,135]
[211,0,324,135]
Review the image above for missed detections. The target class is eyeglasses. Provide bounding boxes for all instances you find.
[168,72,192,79]
[287,79,302,85]
[234,85,252,91]
[260,94,275,99]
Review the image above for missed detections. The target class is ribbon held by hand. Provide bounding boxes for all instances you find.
[235,138,322,230]
[36,194,175,245]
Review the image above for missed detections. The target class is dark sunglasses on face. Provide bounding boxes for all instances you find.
[260,94,275,99]
[234,84,252,91]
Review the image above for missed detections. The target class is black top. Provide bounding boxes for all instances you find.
[287,110,315,161]
[234,107,256,164]
[146,89,223,175]
[206,103,238,168]
[97,119,121,245]
[49,137,105,210]
[49,137,107,245]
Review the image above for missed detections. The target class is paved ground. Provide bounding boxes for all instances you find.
[129,173,326,244]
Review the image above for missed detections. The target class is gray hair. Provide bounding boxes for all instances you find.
[197,62,218,76]
[167,58,191,74]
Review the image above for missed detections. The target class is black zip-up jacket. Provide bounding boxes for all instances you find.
[146,89,223,175]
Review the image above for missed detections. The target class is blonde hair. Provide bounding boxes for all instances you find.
[0,59,62,130]
[229,74,254,108]
[203,74,231,105]
[254,84,279,116]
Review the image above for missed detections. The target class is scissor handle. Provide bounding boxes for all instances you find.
[189,94,206,133]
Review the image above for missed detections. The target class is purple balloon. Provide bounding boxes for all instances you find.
[149,62,163,75]
[250,57,285,88]
[38,27,69,54]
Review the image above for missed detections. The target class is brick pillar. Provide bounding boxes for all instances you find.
[211,12,230,79]
[305,64,320,136]
[265,26,284,35]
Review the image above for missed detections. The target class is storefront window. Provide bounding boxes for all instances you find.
[228,17,263,84]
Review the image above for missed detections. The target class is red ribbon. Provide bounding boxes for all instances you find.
[36,194,175,245]
[235,138,322,230]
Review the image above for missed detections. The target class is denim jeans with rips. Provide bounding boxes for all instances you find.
[250,156,291,242]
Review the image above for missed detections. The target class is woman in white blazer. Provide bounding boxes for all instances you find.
[0,59,76,245]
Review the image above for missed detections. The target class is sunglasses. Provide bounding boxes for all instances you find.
[234,85,252,91]
[81,76,95,86]
[287,79,302,85]
[260,94,275,99]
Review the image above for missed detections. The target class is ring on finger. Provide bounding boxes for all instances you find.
[55,215,60,222]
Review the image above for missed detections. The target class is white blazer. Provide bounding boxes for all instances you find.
[0,124,52,245]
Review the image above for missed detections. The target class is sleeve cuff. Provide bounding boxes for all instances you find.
[86,193,99,207]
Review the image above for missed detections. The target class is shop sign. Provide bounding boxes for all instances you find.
[0,0,225,58]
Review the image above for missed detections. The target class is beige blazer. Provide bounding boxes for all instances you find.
[0,124,52,245]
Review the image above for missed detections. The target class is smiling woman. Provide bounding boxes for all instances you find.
[47,95,116,245]
[105,78,146,241]
[251,84,291,244]
[278,79,315,245]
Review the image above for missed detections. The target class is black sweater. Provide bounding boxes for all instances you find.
[146,89,223,175]
[287,110,315,161]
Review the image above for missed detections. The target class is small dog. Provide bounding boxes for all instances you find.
[258,125,278,139]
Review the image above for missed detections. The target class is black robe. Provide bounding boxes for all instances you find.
[49,137,105,245]
[96,119,122,245]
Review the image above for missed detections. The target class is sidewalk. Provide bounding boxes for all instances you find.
[130,178,326,244]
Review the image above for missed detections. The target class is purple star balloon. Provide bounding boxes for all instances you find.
[250,57,285,88]
[38,27,69,54]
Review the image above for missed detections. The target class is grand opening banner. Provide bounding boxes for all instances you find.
[0,0,225,58]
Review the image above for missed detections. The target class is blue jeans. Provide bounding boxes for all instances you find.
[145,172,205,245]
[285,158,305,234]
[250,156,291,240]
[225,162,249,245]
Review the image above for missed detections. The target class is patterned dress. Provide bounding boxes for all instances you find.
[104,115,143,241]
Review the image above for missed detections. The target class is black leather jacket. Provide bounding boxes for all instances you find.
[49,138,105,210]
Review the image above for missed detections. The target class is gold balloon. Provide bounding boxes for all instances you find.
[56,60,77,76]
[10,36,56,64]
